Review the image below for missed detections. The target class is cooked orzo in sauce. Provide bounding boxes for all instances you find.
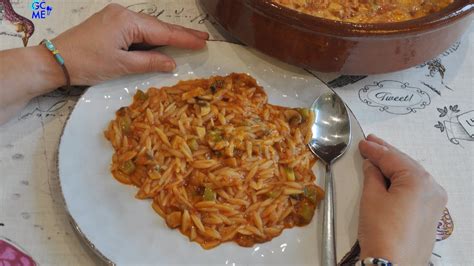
[273,0,454,23]
[104,73,324,249]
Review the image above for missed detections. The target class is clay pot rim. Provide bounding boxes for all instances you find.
[247,0,474,37]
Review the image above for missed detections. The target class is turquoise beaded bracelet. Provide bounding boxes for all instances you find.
[356,257,394,266]
[40,39,71,88]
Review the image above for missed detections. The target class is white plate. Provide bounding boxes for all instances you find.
[58,42,365,265]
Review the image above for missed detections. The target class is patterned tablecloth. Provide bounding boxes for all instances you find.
[0,0,472,265]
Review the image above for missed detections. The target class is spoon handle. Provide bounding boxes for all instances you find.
[322,163,336,266]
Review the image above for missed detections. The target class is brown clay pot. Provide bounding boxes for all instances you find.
[200,0,474,74]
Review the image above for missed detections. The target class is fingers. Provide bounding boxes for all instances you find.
[162,21,209,40]
[362,160,389,197]
[366,134,389,147]
[123,50,176,73]
[359,135,424,180]
[132,12,208,50]
[366,134,398,151]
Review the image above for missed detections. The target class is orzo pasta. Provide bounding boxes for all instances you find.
[104,73,324,249]
[273,0,454,23]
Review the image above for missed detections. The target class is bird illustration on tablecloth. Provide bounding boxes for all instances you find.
[0,0,35,46]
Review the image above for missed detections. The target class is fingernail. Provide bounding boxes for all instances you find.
[194,30,209,39]
[358,139,368,150]
[367,140,389,151]
[367,133,377,139]
[164,61,176,72]
[201,32,210,40]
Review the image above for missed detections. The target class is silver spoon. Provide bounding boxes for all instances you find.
[308,91,352,266]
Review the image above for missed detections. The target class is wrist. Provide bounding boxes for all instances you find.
[0,45,66,124]
[360,248,400,264]
[0,45,65,98]
[28,44,67,95]
[357,257,394,266]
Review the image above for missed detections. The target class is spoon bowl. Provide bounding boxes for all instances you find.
[309,91,351,265]
[309,92,352,164]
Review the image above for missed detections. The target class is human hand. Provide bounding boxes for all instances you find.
[52,4,208,85]
[357,134,447,265]
[0,3,207,125]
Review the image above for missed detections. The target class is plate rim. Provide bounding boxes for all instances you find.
[56,88,116,265]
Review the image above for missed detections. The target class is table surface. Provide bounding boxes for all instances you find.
[0,1,472,265]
